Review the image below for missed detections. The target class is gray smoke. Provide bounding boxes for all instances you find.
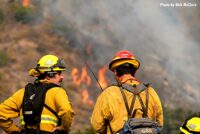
[39,0,200,108]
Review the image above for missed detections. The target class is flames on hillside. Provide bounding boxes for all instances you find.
[22,0,30,8]
[71,65,109,106]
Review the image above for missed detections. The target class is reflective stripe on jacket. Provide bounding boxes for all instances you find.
[0,86,74,133]
[21,114,59,126]
[91,75,163,134]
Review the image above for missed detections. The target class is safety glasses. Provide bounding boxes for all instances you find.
[53,58,66,69]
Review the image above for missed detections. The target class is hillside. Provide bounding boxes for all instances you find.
[0,1,200,134]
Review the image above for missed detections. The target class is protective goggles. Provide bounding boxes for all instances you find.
[36,58,66,71]
[52,58,66,69]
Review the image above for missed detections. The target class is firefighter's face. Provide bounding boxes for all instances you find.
[48,71,64,85]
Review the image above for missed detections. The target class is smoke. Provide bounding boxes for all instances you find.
[132,3,200,72]
[38,0,200,107]
[131,0,200,103]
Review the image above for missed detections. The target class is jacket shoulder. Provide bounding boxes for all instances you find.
[103,84,120,92]
[12,88,25,99]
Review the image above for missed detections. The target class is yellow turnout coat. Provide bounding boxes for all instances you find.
[91,75,163,134]
[0,83,74,133]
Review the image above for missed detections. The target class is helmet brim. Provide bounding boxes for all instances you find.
[109,59,140,71]
[180,127,191,134]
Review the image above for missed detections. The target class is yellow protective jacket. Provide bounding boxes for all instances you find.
[0,83,74,134]
[91,75,163,134]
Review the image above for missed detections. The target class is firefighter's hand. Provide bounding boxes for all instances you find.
[52,126,65,132]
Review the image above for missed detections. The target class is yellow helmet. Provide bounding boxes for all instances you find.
[109,50,140,71]
[29,55,66,77]
[180,117,200,134]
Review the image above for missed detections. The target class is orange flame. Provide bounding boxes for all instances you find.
[72,67,93,105]
[22,0,30,8]
[81,89,93,106]
[98,65,108,89]
[71,68,81,86]
[71,67,91,86]
[71,66,109,105]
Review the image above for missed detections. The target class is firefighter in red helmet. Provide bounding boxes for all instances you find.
[91,50,163,134]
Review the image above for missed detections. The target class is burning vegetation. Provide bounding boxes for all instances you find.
[0,0,200,133]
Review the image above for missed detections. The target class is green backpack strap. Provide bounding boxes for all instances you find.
[119,86,137,118]
[119,83,150,118]
[134,83,150,117]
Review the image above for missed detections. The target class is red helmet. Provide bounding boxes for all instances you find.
[109,50,140,71]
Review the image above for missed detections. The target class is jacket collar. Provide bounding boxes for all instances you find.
[118,74,140,86]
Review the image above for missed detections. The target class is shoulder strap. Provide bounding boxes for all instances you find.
[119,83,150,118]
[136,84,149,117]
[137,94,146,117]
[44,104,61,126]
[122,83,146,94]
[43,104,59,119]
[145,86,149,117]
[111,83,136,116]
[143,83,150,117]
[42,83,61,126]
[119,86,136,118]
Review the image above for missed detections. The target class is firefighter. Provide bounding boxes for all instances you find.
[0,55,74,134]
[91,50,163,133]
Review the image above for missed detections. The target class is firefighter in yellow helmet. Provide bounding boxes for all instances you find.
[180,115,200,134]
[91,50,163,134]
[0,55,74,134]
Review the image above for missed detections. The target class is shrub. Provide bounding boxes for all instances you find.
[14,6,31,23]
[0,9,4,24]
[0,72,2,80]
[0,51,8,67]
[14,5,41,24]
[162,106,194,134]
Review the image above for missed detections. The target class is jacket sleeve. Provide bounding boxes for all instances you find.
[149,87,163,127]
[91,90,112,133]
[0,89,23,133]
[54,88,75,132]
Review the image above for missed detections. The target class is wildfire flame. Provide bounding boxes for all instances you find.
[81,89,93,106]
[22,0,30,8]
[98,65,108,89]
[71,67,91,86]
[71,66,109,106]
[71,67,93,105]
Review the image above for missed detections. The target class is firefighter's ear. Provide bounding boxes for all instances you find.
[113,69,118,75]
